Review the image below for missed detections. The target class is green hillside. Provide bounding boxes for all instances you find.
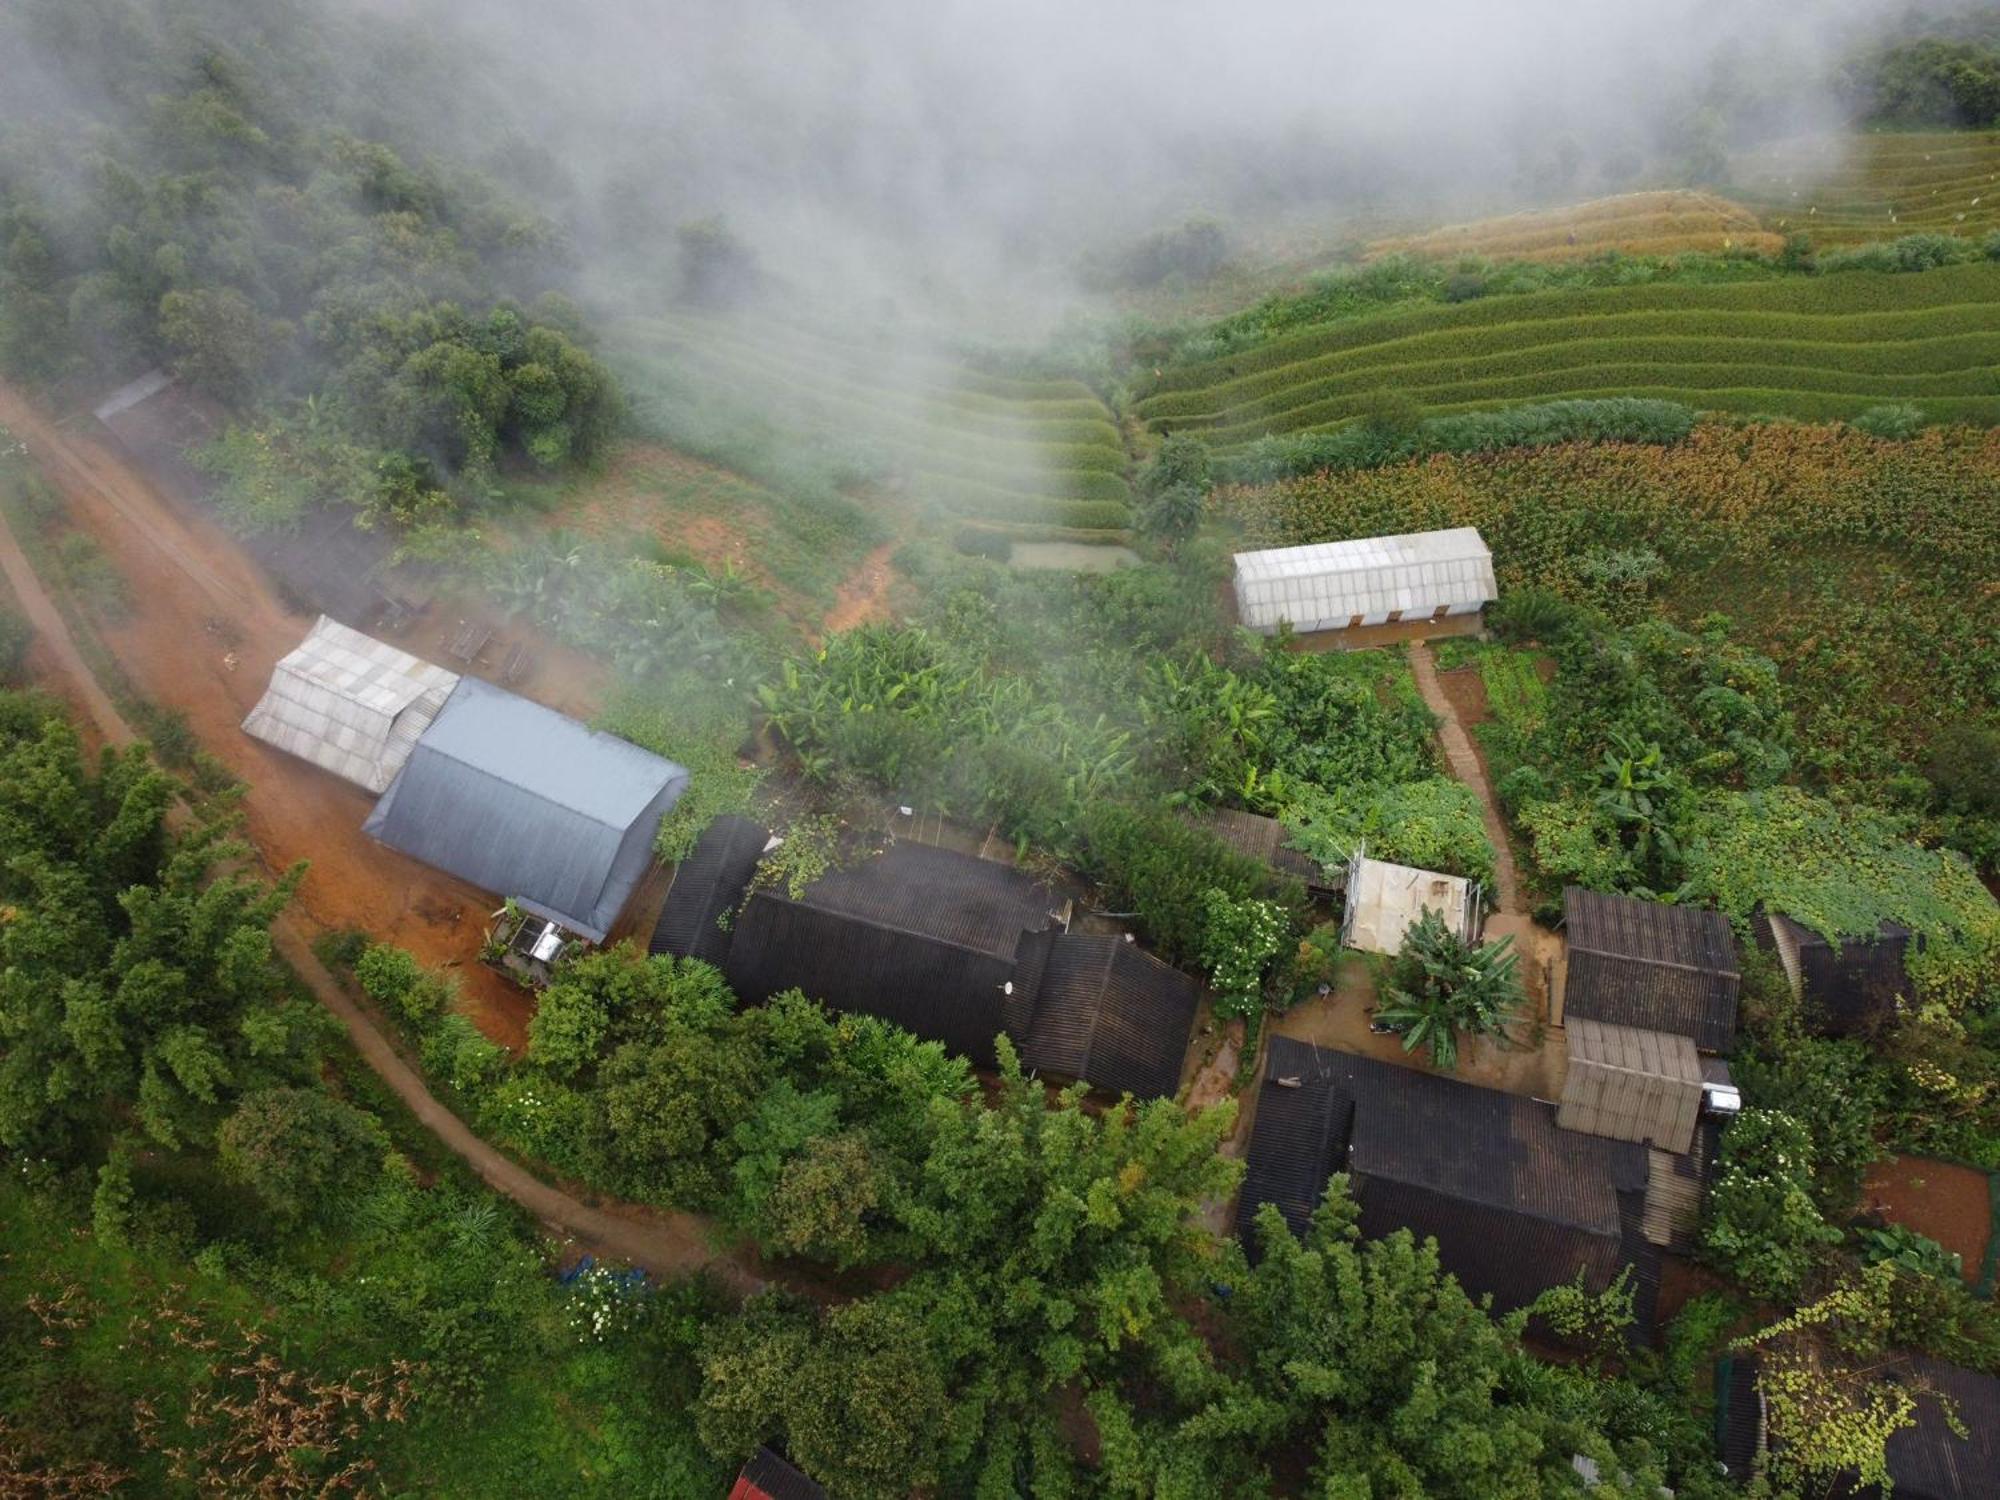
[615,314,1134,532]
[1136,260,2000,448]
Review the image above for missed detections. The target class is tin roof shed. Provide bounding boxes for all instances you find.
[1558,1018,1702,1154]
[1340,853,1481,955]
[1562,887,1741,1052]
[242,616,459,794]
[362,677,689,943]
[1233,527,1496,635]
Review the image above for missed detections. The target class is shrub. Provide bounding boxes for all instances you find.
[1198,888,1289,1019]
[1702,1108,1844,1301]
[1851,403,1927,439]
[355,944,449,1031]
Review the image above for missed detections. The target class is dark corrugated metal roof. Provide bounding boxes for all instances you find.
[1237,1042,1657,1335]
[1237,1036,1354,1250]
[1766,912,1916,1037]
[720,843,1057,1069]
[1014,930,1199,1100]
[1191,808,1327,885]
[1563,887,1742,1053]
[650,816,770,965]
[729,1446,828,1500]
[363,678,689,942]
[1875,1359,2000,1500]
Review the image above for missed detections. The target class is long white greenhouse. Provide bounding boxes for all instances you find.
[1232,526,1497,636]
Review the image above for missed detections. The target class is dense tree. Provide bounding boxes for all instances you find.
[216,1085,387,1224]
[0,694,314,1160]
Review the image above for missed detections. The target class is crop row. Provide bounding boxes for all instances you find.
[1156,330,2000,437]
[1139,307,2000,424]
[646,324,1124,447]
[1203,388,2000,451]
[1141,260,2000,396]
[657,338,1126,464]
[1190,360,2000,448]
[645,313,1105,407]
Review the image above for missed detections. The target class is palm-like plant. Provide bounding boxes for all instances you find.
[1373,909,1524,1071]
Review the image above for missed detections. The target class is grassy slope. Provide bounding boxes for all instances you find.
[1137,260,2000,444]
[613,312,1133,531]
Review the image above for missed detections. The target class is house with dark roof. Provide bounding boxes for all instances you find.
[1562,887,1741,1053]
[1717,1354,1998,1499]
[1239,1037,1659,1338]
[362,677,689,943]
[654,832,1199,1098]
[1012,929,1199,1099]
[728,1446,827,1500]
[721,841,1056,1068]
[1760,912,1920,1037]
[650,815,774,966]
[1185,807,1331,890]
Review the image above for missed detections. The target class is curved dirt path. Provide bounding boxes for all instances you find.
[820,540,899,637]
[1408,639,1522,914]
[0,390,767,1292]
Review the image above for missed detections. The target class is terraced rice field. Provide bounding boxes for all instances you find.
[1369,190,1784,263]
[1136,260,2000,449]
[615,313,1133,532]
[1732,130,2000,244]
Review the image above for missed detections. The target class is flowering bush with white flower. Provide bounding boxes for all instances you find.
[563,1262,647,1345]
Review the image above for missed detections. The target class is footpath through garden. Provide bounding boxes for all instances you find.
[1408,640,1569,1034]
[0,382,777,1293]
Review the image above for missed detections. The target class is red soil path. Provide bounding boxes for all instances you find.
[820,540,900,637]
[0,382,777,1291]
[0,383,536,1048]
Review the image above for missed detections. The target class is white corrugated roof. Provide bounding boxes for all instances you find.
[1341,855,1476,956]
[242,616,459,793]
[1233,526,1496,632]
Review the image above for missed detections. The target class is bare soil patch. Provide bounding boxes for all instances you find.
[1862,1155,1994,1287]
[1436,663,1491,728]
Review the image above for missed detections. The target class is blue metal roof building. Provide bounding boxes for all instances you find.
[363,677,689,942]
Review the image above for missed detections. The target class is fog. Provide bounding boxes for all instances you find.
[402,0,1934,333]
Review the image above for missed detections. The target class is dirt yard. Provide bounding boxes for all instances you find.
[1862,1155,1995,1286]
[0,383,538,1049]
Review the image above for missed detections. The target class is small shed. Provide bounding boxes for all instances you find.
[363,677,689,943]
[1761,912,1919,1037]
[728,1447,826,1500]
[1562,887,1741,1053]
[649,815,775,966]
[1558,1018,1702,1154]
[1232,527,1497,636]
[1340,852,1480,955]
[1012,929,1200,1100]
[242,616,459,794]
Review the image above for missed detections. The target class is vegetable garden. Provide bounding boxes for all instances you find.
[1221,420,2000,865]
[1137,258,2000,445]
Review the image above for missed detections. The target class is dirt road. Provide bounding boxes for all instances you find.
[0,396,769,1292]
[821,540,900,637]
[0,383,534,1047]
